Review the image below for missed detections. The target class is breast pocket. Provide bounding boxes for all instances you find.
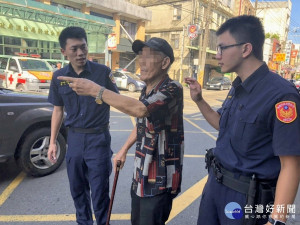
[58,87,78,113]
[231,113,268,153]
[234,113,258,139]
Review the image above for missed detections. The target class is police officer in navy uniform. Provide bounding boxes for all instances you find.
[47,27,119,225]
[185,16,300,225]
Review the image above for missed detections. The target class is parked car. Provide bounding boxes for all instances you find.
[0,88,67,176]
[206,76,231,90]
[112,70,145,92]
[287,79,297,84]
[0,55,53,92]
[45,59,69,71]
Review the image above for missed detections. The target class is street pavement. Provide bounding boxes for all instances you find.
[0,86,299,225]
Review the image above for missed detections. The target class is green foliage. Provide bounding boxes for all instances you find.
[265,33,280,40]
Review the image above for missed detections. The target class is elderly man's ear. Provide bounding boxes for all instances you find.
[161,57,171,70]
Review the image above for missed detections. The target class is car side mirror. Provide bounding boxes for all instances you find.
[122,76,127,79]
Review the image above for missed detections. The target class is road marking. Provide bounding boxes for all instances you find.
[0,172,26,207]
[184,99,196,104]
[0,175,207,223]
[0,113,215,223]
[166,176,208,223]
[183,116,217,141]
[130,116,136,127]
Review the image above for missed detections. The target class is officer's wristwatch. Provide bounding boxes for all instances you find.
[95,86,106,104]
[268,217,286,225]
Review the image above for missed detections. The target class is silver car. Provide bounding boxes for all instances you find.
[206,77,231,90]
[112,70,145,92]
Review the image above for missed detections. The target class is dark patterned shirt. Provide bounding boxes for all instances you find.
[132,76,184,197]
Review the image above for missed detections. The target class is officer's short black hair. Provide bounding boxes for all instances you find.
[59,26,88,49]
[216,15,265,60]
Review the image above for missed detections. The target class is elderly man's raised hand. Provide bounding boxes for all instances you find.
[184,77,203,102]
[58,76,100,97]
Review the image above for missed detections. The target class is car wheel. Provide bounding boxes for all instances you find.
[16,83,25,92]
[128,83,136,92]
[220,85,224,91]
[16,127,66,177]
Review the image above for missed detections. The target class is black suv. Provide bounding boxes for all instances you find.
[0,88,67,176]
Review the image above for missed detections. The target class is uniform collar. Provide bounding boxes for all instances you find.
[233,63,269,94]
[66,60,92,77]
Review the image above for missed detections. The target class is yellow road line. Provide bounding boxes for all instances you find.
[166,176,208,223]
[184,99,196,104]
[0,176,208,222]
[0,112,214,223]
[130,116,136,127]
[0,172,26,207]
[183,116,217,141]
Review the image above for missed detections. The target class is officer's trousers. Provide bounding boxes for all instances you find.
[66,129,112,225]
[197,170,267,225]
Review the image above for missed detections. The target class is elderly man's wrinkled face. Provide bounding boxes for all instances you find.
[138,47,168,84]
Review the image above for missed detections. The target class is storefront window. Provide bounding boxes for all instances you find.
[24,39,38,48]
[120,20,136,40]
[4,37,21,45]
[5,47,20,55]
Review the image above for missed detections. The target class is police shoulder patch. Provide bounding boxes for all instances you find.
[275,101,297,123]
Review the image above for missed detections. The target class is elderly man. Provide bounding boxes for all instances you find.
[58,37,184,225]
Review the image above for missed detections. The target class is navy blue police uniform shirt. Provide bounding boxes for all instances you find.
[48,60,119,128]
[214,63,300,180]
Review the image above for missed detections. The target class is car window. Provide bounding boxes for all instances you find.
[124,72,140,80]
[210,77,223,82]
[19,59,52,71]
[0,57,9,70]
[8,59,18,71]
[113,72,123,78]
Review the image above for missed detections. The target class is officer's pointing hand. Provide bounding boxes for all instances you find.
[58,76,101,97]
[184,77,203,102]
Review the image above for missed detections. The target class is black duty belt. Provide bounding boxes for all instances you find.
[210,158,251,195]
[205,148,254,195]
[68,124,109,134]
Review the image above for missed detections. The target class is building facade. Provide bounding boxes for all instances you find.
[128,0,256,85]
[257,0,292,75]
[0,0,151,72]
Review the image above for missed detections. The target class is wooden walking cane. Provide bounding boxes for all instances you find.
[106,160,121,225]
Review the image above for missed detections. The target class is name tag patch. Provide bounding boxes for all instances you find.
[275,101,297,123]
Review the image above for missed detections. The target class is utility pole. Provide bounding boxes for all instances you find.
[255,0,258,14]
[197,0,213,86]
[179,25,185,83]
